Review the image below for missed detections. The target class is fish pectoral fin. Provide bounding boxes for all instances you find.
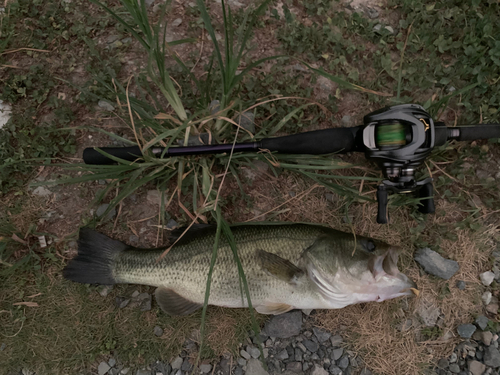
[255,302,294,315]
[155,287,202,316]
[257,249,304,284]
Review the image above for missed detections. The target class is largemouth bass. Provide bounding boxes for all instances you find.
[63,224,416,315]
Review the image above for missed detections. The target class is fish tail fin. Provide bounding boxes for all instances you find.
[63,228,127,285]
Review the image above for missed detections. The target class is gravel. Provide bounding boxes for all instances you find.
[312,327,331,343]
[483,291,493,305]
[480,271,496,286]
[200,364,212,373]
[303,339,319,352]
[456,280,466,290]
[98,362,111,375]
[476,315,489,330]
[171,357,183,370]
[153,326,163,337]
[246,358,269,375]
[484,346,500,367]
[96,204,116,222]
[98,100,115,111]
[310,363,328,375]
[262,311,302,338]
[240,349,251,360]
[331,348,344,361]
[414,247,460,280]
[457,323,476,338]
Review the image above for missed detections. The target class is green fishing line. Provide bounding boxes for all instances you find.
[376,122,406,147]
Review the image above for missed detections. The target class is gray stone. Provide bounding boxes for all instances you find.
[311,364,328,375]
[469,360,486,375]
[129,235,139,246]
[456,280,466,290]
[330,335,343,347]
[200,364,212,373]
[236,111,255,134]
[0,343,5,351]
[209,100,220,114]
[360,368,372,375]
[98,285,113,297]
[146,190,161,205]
[98,100,115,111]
[166,219,178,230]
[136,293,152,311]
[448,363,460,373]
[332,348,344,361]
[302,362,310,371]
[247,345,260,359]
[476,170,489,180]
[277,349,289,360]
[449,353,457,363]
[294,348,302,361]
[262,311,302,338]
[480,271,495,286]
[171,18,182,27]
[237,357,246,367]
[135,371,150,375]
[0,100,12,129]
[32,186,52,197]
[108,358,116,367]
[364,6,379,19]
[153,326,163,337]
[240,349,251,360]
[98,362,111,375]
[457,324,476,338]
[341,115,353,127]
[246,358,269,375]
[285,362,302,373]
[482,331,494,346]
[484,345,500,367]
[96,204,116,222]
[483,291,493,305]
[329,365,342,375]
[385,26,394,34]
[120,368,130,375]
[116,297,130,309]
[416,298,441,327]
[486,303,499,314]
[338,355,349,369]
[171,356,183,370]
[234,368,243,375]
[373,24,382,33]
[313,327,331,343]
[414,248,459,280]
[476,315,489,330]
[437,358,449,369]
[315,76,338,100]
[181,358,192,372]
[303,339,319,352]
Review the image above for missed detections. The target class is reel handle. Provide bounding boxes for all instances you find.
[376,185,389,224]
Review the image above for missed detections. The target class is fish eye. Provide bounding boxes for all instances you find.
[366,241,376,252]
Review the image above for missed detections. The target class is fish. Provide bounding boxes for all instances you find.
[63,223,417,315]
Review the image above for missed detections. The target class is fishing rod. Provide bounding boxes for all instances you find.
[83,104,500,224]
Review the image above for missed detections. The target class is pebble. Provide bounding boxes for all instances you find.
[262,311,302,338]
[98,100,115,111]
[469,360,486,375]
[181,358,192,372]
[286,362,302,372]
[116,297,130,309]
[310,363,328,375]
[146,190,161,205]
[0,343,5,351]
[476,315,490,330]
[96,204,117,222]
[120,368,130,375]
[329,365,342,375]
[482,331,493,346]
[486,303,499,314]
[303,339,319,352]
[98,362,111,375]
[480,271,495,286]
[437,358,449,369]
[32,186,52,197]
[246,358,268,375]
[330,335,343,347]
[236,111,255,134]
[247,346,260,359]
[135,371,150,375]
[332,348,344,361]
[312,327,331,343]
[108,358,116,368]
[341,115,353,127]
[200,364,212,373]
[166,219,178,230]
[240,349,251,360]
[360,369,372,375]
[338,355,350,369]
[237,357,246,367]
[483,291,493,305]
[276,349,289,360]
[456,280,466,290]
[449,353,457,363]
[171,18,182,27]
[484,346,500,367]
[457,324,476,338]
[171,357,183,370]
[414,247,459,280]
[153,326,163,337]
[449,363,460,373]
[98,285,113,297]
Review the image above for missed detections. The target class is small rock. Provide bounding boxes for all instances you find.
[285,362,302,373]
[246,358,269,375]
[476,315,489,330]
[154,326,163,337]
[108,358,116,368]
[262,311,302,338]
[200,364,212,373]
[166,219,178,230]
[32,186,52,197]
[385,25,394,34]
[181,358,192,372]
[302,363,310,372]
[240,349,251,360]
[480,271,495,286]
[341,115,353,127]
[236,111,255,134]
[338,355,349,369]
[437,358,449,369]
[456,280,466,290]
[484,346,500,367]
[414,248,459,280]
[98,100,115,111]
[373,24,382,33]
[98,285,114,297]
[247,346,260,359]
[129,235,139,246]
[135,370,150,375]
[303,339,319,352]
[171,18,182,27]
[209,100,220,114]
[486,303,499,314]
[234,368,243,375]
[416,298,441,327]
[313,327,331,343]
[237,357,246,367]
[329,365,342,375]
[469,360,486,375]
[121,368,130,375]
[360,368,372,375]
[330,335,343,347]
[314,76,338,100]
[171,357,183,370]
[457,324,476,338]
[136,293,152,311]
[483,291,493,305]
[98,362,111,375]
[332,348,344,361]
[311,363,328,375]
[0,100,12,129]
[146,190,161,205]
[476,170,490,180]
[449,353,457,363]
[364,6,379,19]
[0,343,5,351]
[448,363,460,373]
[116,297,130,309]
[482,331,493,346]
[96,204,117,222]
[294,348,302,361]
[276,349,289,360]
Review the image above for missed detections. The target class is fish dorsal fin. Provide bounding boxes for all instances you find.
[155,287,202,316]
[257,249,304,284]
[168,224,215,245]
[255,302,294,315]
